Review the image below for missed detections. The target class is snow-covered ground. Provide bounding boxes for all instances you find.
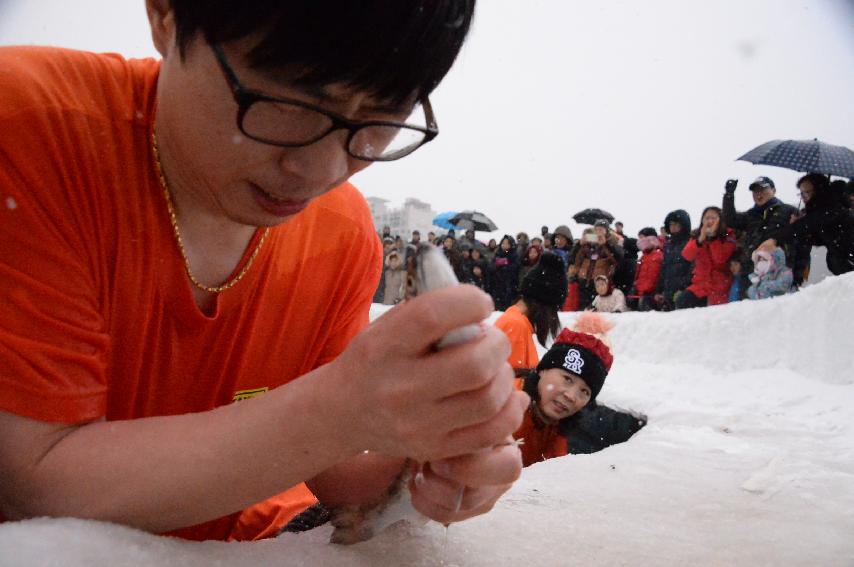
[2,274,853,566]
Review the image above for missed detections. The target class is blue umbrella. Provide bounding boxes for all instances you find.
[432,211,461,230]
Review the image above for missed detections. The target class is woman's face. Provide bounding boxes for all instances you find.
[554,234,568,248]
[798,179,815,203]
[594,226,607,239]
[472,249,482,260]
[528,247,540,261]
[537,368,591,420]
[501,239,511,251]
[702,210,720,232]
[595,279,609,295]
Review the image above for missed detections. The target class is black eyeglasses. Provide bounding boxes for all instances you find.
[211,45,439,162]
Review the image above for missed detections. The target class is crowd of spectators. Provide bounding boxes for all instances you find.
[375,174,854,311]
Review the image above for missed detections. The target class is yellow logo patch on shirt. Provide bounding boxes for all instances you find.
[232,387,269,402]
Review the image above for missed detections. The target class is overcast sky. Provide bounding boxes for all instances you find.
[2,0,852,239]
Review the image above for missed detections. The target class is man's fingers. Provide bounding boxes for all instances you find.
[441,391,528,458]
[372,285,493,354]
[409,462,517,524]
[435,362,515,429]
[427,326,511,398]
[429,442,523,487]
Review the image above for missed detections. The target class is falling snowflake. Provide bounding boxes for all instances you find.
[6,196,17,210]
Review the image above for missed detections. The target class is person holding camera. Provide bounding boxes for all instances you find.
[676,206,737,309]
[722,176,809,284]
[572,221,624,310]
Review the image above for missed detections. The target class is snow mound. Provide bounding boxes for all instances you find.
[599,272,854,385]
[2,275,853,566]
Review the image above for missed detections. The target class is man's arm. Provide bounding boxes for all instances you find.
[722,189,749,230]
[0,286,526,533]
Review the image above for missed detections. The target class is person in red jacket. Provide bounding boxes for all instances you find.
[632,227,664,311]
[676,206,737,308]
[513,313,614,466]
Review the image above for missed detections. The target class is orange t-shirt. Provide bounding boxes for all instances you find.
[0,47,382,541]
[493,304,539,372]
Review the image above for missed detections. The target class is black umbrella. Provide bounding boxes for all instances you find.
[449,210,498,232]
[737,138,854,178]
[572,208,615,225]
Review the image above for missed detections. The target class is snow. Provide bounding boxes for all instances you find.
[2,275,853,566]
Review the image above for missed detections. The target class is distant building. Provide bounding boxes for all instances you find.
[366,197,440,240]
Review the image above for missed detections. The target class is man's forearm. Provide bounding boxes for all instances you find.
[0,365,358,533]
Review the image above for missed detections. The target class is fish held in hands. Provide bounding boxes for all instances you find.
[329,244,482,545]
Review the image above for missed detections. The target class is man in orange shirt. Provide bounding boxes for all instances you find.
[0,0,526,541]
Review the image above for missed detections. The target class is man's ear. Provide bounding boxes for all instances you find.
[146,0,177,58]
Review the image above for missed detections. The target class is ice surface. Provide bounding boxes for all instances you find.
[2,275,853,566]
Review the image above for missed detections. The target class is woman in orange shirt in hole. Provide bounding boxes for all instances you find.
[494,252,567,375]
[513,314,614,466]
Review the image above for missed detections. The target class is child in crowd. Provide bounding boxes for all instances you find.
[513,313,614,466]
[728,252,751,302]
[562,264,581,312]
[591,274,628,313]
[466,261,490,292]
[381,250,406,305]
[747,247,793,300]
[633,227,663,311]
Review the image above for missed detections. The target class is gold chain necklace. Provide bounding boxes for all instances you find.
[151,131,270,294]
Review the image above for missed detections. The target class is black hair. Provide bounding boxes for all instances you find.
[525,297,561,348]
[169,0,476,105]
[691,206,728,240]
[798,173,834,210]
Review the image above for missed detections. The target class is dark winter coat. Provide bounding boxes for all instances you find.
[614,236,638,293]
[561,403,647,455]
[657,209,694,305]
[723,193,810,280]
[491,235,521,311]
[771,192,854,276]
[681,229,737,305]
[463,259,491,292]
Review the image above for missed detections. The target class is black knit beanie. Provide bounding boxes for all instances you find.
[520,252,568,308]
[526,329,613,405]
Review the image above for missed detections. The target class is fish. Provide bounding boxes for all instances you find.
[328,244,482,545]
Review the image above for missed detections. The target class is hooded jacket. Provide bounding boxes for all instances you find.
[747,247,794,299]
[657,209,694,300]
[681,228,737,305]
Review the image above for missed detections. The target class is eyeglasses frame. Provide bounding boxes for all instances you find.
[210,44,439,162]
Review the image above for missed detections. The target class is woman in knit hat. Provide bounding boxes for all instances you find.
[494,252,567,373]
[513,313,614,467]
